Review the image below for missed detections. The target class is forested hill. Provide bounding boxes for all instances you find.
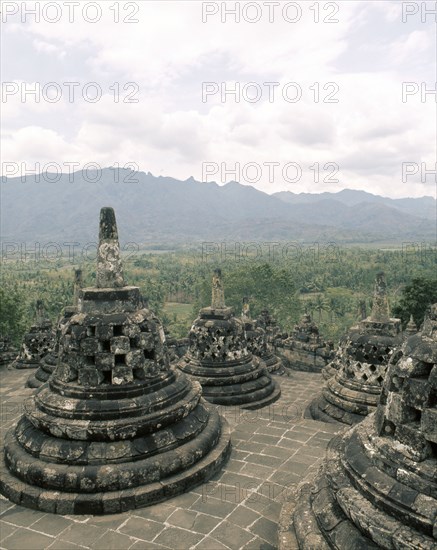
[1,169,435,245]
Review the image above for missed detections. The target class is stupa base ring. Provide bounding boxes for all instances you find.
[279,428,437,550]
[11,360,40,370]
[0,417,231,515]
[305,395,367,426]
[206,379,282,410]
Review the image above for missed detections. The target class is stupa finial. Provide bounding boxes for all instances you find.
[73,268,83,306]
[96,207,126,288]
[370,271,389,322]
[35,299,44,324]
[211,268,226,309]
[242,296,250,321]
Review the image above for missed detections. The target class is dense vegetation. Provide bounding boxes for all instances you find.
[1,245,436,345]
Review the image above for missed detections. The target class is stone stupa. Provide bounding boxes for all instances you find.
[177,270,281,409]
[0,336,17,367]
[257,309,281,346]
[308,272,402,425]
[0,207,231,515]
[27,269,83,389]
[405,313,418,336]
[11,300,55,370]
[280,303,437,550]
[242,298,285,375]
[277,312,334,374]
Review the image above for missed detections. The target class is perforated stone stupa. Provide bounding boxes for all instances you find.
[257,309,281,345]
[308,272,402,425]
[177,270,281,409]
[277,313,334,374]
[280,303,437,550]
[0,207,230,514]
[27,269,83,389]
[11,301,55,370]
[0,336,17,366]
[242,298,285,375]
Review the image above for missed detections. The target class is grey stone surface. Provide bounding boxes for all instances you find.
[0,367,341,549]
[280,303,437,549]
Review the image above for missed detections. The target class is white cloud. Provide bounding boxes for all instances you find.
[33,38,66,59]
[1,0,435,198]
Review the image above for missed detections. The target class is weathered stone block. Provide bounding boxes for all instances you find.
[56,364,77,382]
[81,337,101,355]
[429,366,437,389]
[135,332,154,350]
[95,353,115,370]
[403,377,431,410]
[123,324,141,338]
[396,423,431,459]
[421,408,437,443]
[125,349,145,369]
[95,324,114,340]
[110,336,130,354]
[78,366,104,386]
[386,393,418,424]
[112,366,134,385]
[71,325,87,340]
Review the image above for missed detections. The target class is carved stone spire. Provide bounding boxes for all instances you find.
[211,268,226,309]
[96,207,125,288]
[241,296,250,321]
[35,299,45,325]
[359,300,367,320]
[370,271,389,322]
[73,268,83,306]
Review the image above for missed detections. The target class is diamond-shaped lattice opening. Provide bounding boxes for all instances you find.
[369,365,376,372]
[381,418,396,437]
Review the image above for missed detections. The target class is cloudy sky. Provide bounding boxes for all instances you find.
[2,0,436,198]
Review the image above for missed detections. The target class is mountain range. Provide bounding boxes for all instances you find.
[1,169,435,247]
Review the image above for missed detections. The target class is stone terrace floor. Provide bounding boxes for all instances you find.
[0,367,344,550]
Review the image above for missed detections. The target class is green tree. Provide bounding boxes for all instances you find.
[0,285,27,345]
[392,277,437,328]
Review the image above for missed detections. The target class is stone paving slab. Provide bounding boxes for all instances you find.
[0,366,344,550]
